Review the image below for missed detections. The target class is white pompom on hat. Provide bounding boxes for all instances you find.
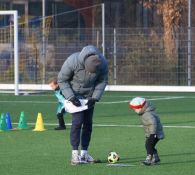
[129,97,146,109]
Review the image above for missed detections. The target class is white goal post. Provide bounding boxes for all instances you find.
[1,10,195,94]
[0,10,19,95]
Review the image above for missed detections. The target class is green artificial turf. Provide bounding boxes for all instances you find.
[0,92,195,175]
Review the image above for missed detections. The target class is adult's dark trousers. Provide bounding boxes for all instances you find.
[70,107,94,150]
[145,135,159,155]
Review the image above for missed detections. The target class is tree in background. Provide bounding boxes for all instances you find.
[142,0,187,60]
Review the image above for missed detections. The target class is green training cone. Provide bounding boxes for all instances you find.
[0,113,8,131]
[17,112,28,129]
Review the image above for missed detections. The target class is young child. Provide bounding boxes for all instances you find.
[49,79,66,130]
[129,97,165,166]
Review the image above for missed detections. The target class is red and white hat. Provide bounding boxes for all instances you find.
[129,97,146,109]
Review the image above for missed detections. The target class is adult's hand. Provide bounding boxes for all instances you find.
[69,97,81,107]
[86,98,97,108]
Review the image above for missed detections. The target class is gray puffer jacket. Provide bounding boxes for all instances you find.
[139,101,165,139]
[58,45,108,101]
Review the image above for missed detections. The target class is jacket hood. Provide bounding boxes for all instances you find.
[78,45,100,64]
[143,101,156,112]
[137,101,155,115]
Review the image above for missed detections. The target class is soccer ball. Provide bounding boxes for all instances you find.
[107,152,120,164]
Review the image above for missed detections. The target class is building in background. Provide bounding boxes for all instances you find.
[0,0,164,28]
[0,0,94,28]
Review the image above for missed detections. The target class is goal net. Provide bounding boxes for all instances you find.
[0,4,104,94]
[0,4,195,95]
[0,10,19,95]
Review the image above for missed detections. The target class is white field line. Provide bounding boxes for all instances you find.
[0,96,185,104]
[0,100,56,104]
[6,96,195,129]
[100,96,185,104]
[12,122,195,129]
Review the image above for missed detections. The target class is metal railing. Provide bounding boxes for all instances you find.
[0,27,194,86]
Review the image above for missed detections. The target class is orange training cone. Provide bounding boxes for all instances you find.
[33,113,46,131]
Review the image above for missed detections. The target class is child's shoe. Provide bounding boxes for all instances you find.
[152,152,160,164]
[142,154,152,166]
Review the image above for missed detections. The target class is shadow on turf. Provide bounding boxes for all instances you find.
[161,152,195,157]
[160,159,195,165]
[118,152,195,164]
[158,152,195,165]
[91,152,195,165]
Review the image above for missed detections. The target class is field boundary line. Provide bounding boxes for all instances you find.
[0,96,185,104]
[12,122,195,129]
